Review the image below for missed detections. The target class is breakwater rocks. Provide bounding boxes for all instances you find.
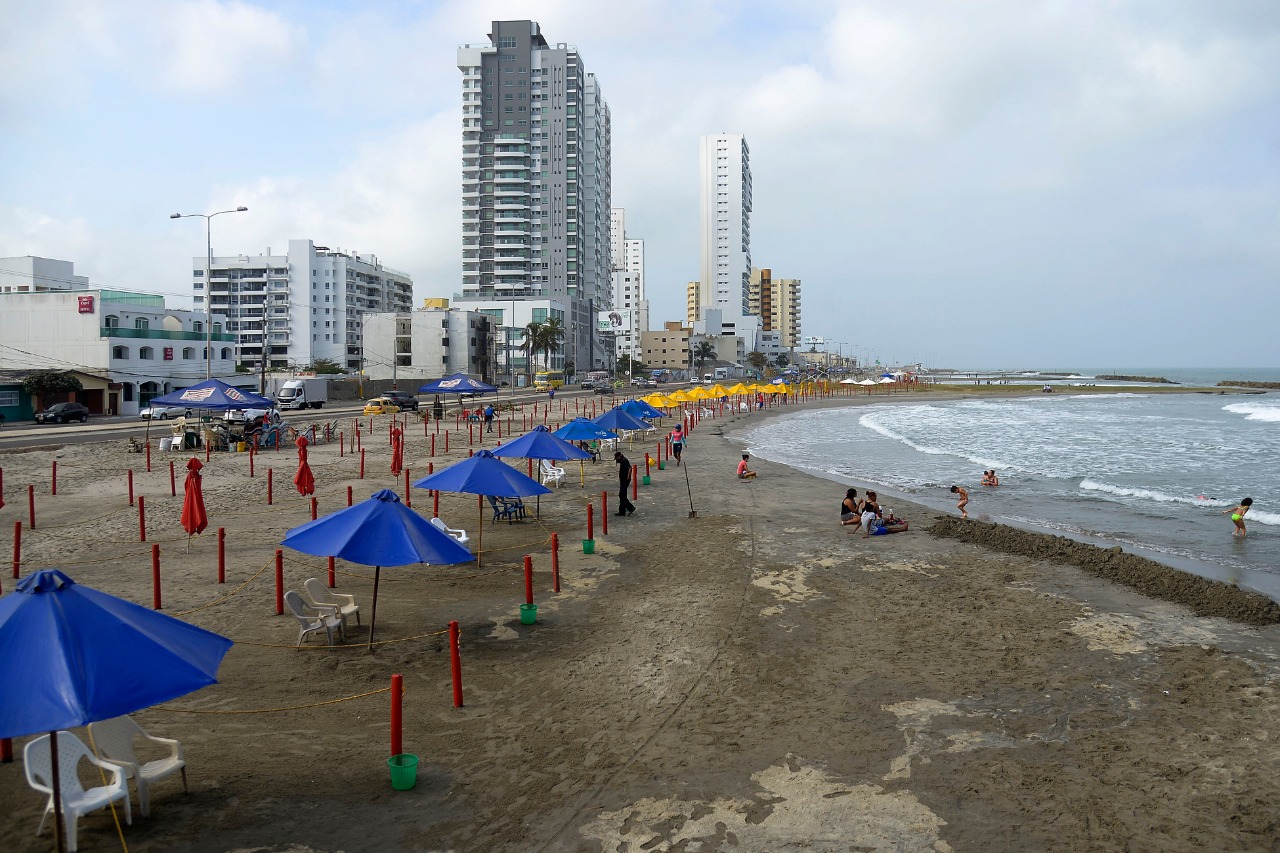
[1097,374,1174,383]
[927,516,1280,625]
[1217,380,1280,390]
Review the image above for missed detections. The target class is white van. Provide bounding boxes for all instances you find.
[702,373,714,383]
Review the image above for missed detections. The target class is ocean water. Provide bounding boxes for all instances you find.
[743,370,1280,601]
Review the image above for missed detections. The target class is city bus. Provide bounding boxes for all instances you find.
[533,370,566,391]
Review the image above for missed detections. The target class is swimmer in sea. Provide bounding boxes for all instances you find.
[950,485,969,519]
[1223,497,1253,537]
[981,470,999,487]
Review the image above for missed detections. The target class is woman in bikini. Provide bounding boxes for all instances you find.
[840,488,862,529]
[1223,497,1253,537]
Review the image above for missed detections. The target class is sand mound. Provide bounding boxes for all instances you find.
[926,517,1280,626]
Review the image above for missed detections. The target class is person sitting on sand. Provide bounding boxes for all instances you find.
[1223,497,1253,537]
[951,485,969,518]
[737,453,757,479]
[860,491,881,538]
[841,488,861,528]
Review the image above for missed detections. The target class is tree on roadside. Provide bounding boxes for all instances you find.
[22,370,83,410]
[311,358,344,375]
[693,341,716,373]
[746,351,769,378]
[541,316,565,370]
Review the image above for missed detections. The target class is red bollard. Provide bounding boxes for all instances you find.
[51,461,57,496]
[527,458,533,478]
[28,484,35,529]
[390,673,404,758]
[310,497,318,520]
[432,489,439,518]
[360,449,366,479]
[145,440,152,472]
[152,543,162,609]
[138,495,146,541]
[0,466,5,510]
[328,555,336,588]
[444,432,449,453]
[128,470,135,506]
[645,453,651,477]
[339,431,345,457]
[250,448,255,477]
[347,485,353,507]
[404,469,411,508]
[12,521,21,579]
[430,434,436,457]
[523,554,534,605]
[601,491,608,536]
[586,502,594,541]
[1,738,11,763]
[449,621,464,707]
[169,460,176,497]
[217,527,226,584]
[274,549,284,615]
[632,465,639,501]
[267,468,274,505]
[551,532,560,592]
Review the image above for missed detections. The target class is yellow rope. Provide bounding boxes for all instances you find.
[174,559,272,616]
[154,686,391,714]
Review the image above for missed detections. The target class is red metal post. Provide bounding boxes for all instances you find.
[404,468,411,508]
[390,673,403,757]
[267,468,273,505]
[217,527,226,584]
[586,502,594,541]
[632,465,639,501]
[128,470,134,506]
[449,621,463,707]
[444,431,449,453]
[527,458,533,478]
[249,448,255,477]
[51,461,57,496]
[469,422,474,446]
[310,497,318,520]
[1,738,11,763]
[523,554,534,605]
[360,449,366,479]
[328,555,336,588]
[645,453,651,477]
[274,549,284,615]
[433,490,439,518]
[339,431,345,457]
[551,532,560,592]
[0,467,4,510]
[601,491,608,536]
[151,543,161,609]
[145,440,151,472]
[12,521,21,579]
[138,495,146,541]
[169,460,176,497]
[28,484,35,529]
[347,485,353,507]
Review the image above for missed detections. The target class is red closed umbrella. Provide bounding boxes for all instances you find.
[180,457,208,542]
[294,435,315,496]
[390,427,404,476]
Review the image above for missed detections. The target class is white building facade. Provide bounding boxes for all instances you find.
[697,134,756,346]
[609,208,647,367]
[190,239,413,373]
[361,308,493,386]
[457,19,612,375]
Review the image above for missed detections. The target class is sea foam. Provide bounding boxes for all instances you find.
[1079,479,1233,508]
[1223,402,1280,423]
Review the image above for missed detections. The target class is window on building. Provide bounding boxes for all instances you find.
[191,321,203,333]
[182,347,194,359]
[104,315,119,328]
[221,348,232,359]
[112,345,129,359]
[135,318,149,330]
[138,346,154,360]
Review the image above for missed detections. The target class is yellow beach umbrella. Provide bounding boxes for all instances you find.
[709,383,729,397]
[727,382,750,395]
[688,386,712,400]
[766,383,786,394]
[667,388,692,403]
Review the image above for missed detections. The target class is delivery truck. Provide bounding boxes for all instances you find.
[275,378,328,410]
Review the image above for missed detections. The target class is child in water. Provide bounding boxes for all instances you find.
[950,485,969,519]
[1223,497,1253,537]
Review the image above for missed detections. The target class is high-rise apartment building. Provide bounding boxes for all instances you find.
[697,134,754,341]
[748,268,802,348]
[190,239,412,372]
[610,208,646,366]
[458,20,612,374]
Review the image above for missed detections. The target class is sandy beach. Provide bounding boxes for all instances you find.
[2,390,1279,852]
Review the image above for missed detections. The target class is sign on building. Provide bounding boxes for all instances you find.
[596,309,633,333]
[77,296,95,313]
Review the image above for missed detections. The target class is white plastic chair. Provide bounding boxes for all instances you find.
[540,459,566,487]
[24,731,132,852]
[302,577,360,630]
[284,590,343,646]
[430,516,470,545]
[87,715,186,818]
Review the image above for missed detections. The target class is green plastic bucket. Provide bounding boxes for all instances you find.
[583,539,595,554]
[642,475,651,486]
[388,754,419,790]
[658,461,665,470]
[519,603,538,625]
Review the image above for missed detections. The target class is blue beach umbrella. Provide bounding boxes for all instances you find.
[0,569,233,851]
[619,398,664,420]
[492,425,592,463]
[553,417,619,442]
[412,450,551,566]
[592,406,651,433]
[282,488,473,649]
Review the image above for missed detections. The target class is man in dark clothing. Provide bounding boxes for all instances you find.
[614,451,636,516]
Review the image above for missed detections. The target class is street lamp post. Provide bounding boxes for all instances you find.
[170,206,248,380]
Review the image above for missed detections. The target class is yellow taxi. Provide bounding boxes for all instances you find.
[362,398,401,416]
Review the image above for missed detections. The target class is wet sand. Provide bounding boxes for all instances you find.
[1,391,1278,852]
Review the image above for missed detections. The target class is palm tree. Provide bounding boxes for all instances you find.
[541,317,565,369]
[693,341,716,373]
[522,322,542,382]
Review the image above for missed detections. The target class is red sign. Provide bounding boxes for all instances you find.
[163,347,174,361]
[77,296,95,313]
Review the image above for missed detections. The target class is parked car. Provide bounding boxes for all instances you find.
[382,391,420,411]
[139,404,191,420]
[363,398,401,416]
[580,380,595,390]
[594,384,616,396]
[642,380,658,389]
[34,402,90,424]
[223,408,280,429]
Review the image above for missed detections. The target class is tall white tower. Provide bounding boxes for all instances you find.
[698,134,753,340]
[610,208,646,367]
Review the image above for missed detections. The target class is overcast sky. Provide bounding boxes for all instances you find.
[3,0,1278,369]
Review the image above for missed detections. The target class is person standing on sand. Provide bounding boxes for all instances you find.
[951,485,969,518]
[614,451,636,516]
[483,403,495,433]
[841,488,862,529]
[1223,497,1253,537]
[670,423,685,466]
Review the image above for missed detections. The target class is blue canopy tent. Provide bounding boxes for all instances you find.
[0,569,233,852]
[412,450,550,567]
[492,424,593,489]
[146,378,278,450]
[282,489,473,649]
[418,374,499,421]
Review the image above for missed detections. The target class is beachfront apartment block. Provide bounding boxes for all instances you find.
[697,134,755,341]
[189,239,413,373]
[640,322,692,374]
[610,208,647,367]
[458,20,613,374]
[0,256,235,415]
[748,267,802,350]
[360,307,493,385]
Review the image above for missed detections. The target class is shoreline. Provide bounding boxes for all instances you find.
[2,390,1279,850]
